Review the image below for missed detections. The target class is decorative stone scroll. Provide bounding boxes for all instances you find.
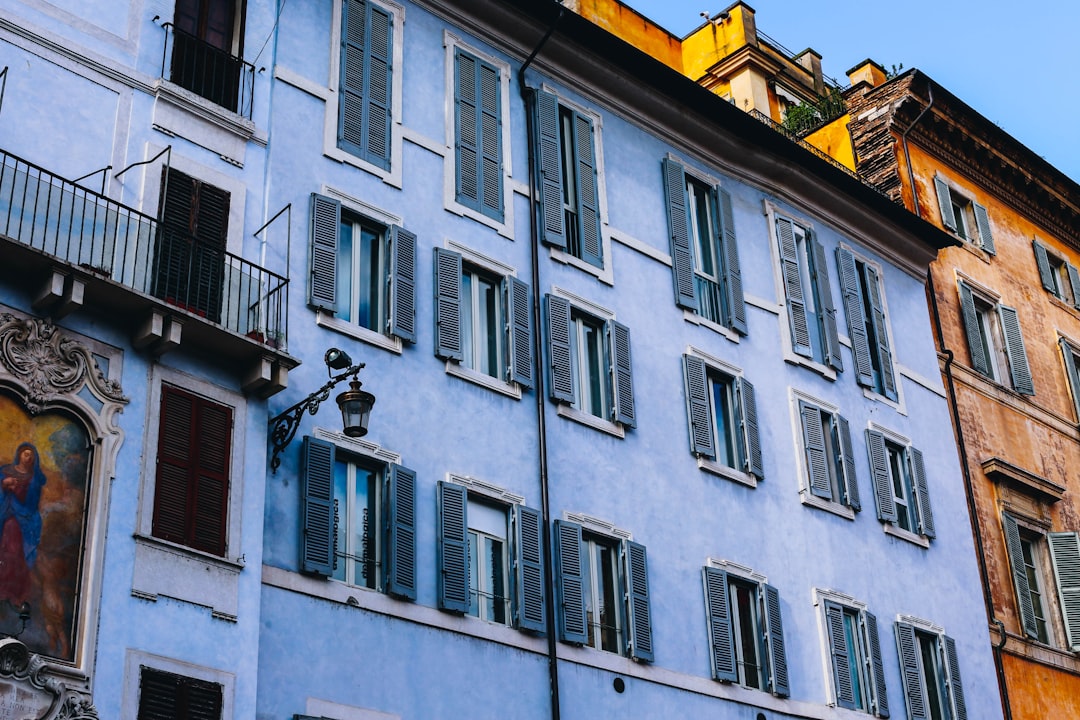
[0,638,97,719]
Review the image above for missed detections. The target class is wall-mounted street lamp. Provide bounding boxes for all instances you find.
[268,348,375,472]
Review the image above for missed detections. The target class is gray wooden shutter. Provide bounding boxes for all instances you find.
[455,50,480,210]
[545,294,574,403]
[909,447,935,539]
[702,567,737,682]
[895,622,929,720]
[1002,513,1039,639]
[864,611,889,718]
[824,601,856,710]
[836,415,860,511]
[1069,265,1080,309]
[810,231,843,371]
[388,225,416,342]
[942,635,967,720]
[433,248,463,360]
[477,62,502,219]
[866,430,896,523]
[836,247,874,386]
[574,111,603,267]
[737,377,763,479]
[800,401,831,499]
[1048,531,1080,651]
[777,218,812,357]
[513,504,546,634]
[623,540,653,662]
[957,283,990,376]
[718,187,748,335]
[506,277,534,388]
[533,90,565,249]
[610,320,636,427]
[338,0,392,169]
[973,203,995,254]
[1033,241,1056,292]
[385,463,416,600]
[436,481,470,613]
[365,5,392,169]
[1060,338,1080,420]
[998,305,1034,395]
[863,264,897,399]
[554,520,587,644]
[682,354,716,458]
[934,177,956,233]
[662,158,696,310]
[338,0,367,157]
[309,194,340,312]
[762,583,789,697]
[300,436,335,576]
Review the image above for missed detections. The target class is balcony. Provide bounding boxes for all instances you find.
[161,23,254,119]
[0,149,294,396]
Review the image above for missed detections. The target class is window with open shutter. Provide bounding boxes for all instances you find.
[554,520,587,645]
[865,612,890,718]
[762,583,790,697]
[682,355,716,458]
[545,295,574,403]
[138,666,223,720]
[623,540,653,662]
[309,193,340,311]
[507,277,534,388]
[1060,339,1080,421]
[736,377,763,479]
[338,0,393,170]
[388,225,416,342]
[998,305,1034,395]
[610,320,635,428]
[824,601,856,710]
[300,437,336,576]
[1002,513,1039,639]
[385,463,416,600]
[809,233,842,372]
[513,504,546,634]
[434,248,463,361]
[1048,531,1080,651]
[777,217,811,356]
[866,430,896,523]
[718,188,747,334]
[437,482,470,613]
[663,158,696,310]
[702,567,737,682]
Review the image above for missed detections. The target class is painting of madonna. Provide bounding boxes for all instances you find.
[0,442,46,607]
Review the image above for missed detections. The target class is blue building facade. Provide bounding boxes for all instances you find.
[0,1,1003,719]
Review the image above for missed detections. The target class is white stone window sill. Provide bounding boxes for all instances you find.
[883,523,930,548]
[131,534,242,621]
[682,310,740,343]
[548,247,614,286]
[799,490,856,520]
[785,353,837,381]
[556,404,625,438]
[698,457,757,488]
[317,310,403,354]
[445,361,522,399]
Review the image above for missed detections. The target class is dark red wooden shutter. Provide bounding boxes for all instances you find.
[139,667,223,720]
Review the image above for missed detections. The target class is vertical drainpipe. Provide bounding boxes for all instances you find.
[518,6,564,720]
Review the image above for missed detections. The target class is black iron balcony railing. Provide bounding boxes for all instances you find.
[0,149,288,348]
[161,23,254,119]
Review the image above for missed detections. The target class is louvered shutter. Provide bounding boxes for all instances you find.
[554,520,587,644]
[338,0,366,158]
[836,415,860,511]
[824,601,855,710]
[185,675,224,720]
[810,232,842,371]
[777,218,812,357]
[863,264,896,398]
[998,305,1034,395]
[385,464,416,600]
[309,194,340,311]
[455,50,480,211]
[610,320,636,427]
[533,90,565,249]
[702,567,737,682]
[737,377,763,480]
[836,248,875,386]
[623,540,653,662]
[507,277,534,388]
[191,393,230,555]
[437,482,470,613]
[1060,339,1080,420]
[895,622,929,720]
[718,187,747,334]
[957,283,990,376]
[388,226,416,342]
[973,203,995,254]
[574,111,602,267]
[138,667,178,720]
[1033,241,1056,292]
[864,611,889,718]
[1068,265,1080,309]
[909,447,935,539]
[800,401,831,499]
[338,0,392,169]
[662,158,696,310]
[942,635,967,720]
[865,430,896,523]
[300,437,336,576]
[545,294,574,403]
[762,583,789,697]
[154,168,193,305]
[682,354,716,458]
[1048,531,1080,651]
[513,504,546,633]
[192,181,228,323]
[433,248,463,360]
[934,177,956,233]
[365,4,392,168]
[153,386,196,546]
[1002,513,1039,638]
[477,62,502,218]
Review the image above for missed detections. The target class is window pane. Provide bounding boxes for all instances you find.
[488,536,506,624]
[461,273,474,370]
[336,220,354,323]
[478,274,500,377]
[468,531,480,617]
[732,581,762,689]
[332,461,348,583]
[357,226,382,332]
[710,375,736,469]
[843,610,865,710]
[598,543,620,652]
[918,633,950,720]
[1021,538,1050,642]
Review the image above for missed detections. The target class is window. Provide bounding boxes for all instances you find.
[681,353,763,482]
[155,168,229,323]
[1034,241,1080,307]
[958,281,1033,394]
[662,158,747,334]
[337,0,393,170]
[702,565,789,697]
[1047,532,1080,652]
[820,598,888,716]
[300,437,416,600]
[774,215,842,371]
[836,248,896,400]
[1002,513,1052,643]
[532,90,603,268]
[866,430,935,540]
[554,519,652,661]
[152,384,232,556]
[309,194,416,346]
[545,294,635,430]
[138,666,223,720]
[435,481,546,632]
[170,0,246,112]
[1059,338,1080,421]
[934,176,995,253]
[453,48,504,222]
[798,399,859,510]
[433,248,533,389]
[894,622,966,720]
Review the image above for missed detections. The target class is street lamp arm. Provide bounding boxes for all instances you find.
[268,363,364,473]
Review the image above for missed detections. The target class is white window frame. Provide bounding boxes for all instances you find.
[552,288,623,437]
[896,615,955,720]
[706,558,770,691]
[566,512,632,656]
[837,243,901,408]
[869,423,929,548]
[688,346,755,487]
[957,275,1008,384]
[813,588,877,713]
[791,389,855,520]
[123,650,236,720]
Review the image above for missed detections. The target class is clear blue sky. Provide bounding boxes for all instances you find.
[619,1,1080,184]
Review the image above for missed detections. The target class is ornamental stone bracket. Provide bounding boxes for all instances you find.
[0,638,98,719]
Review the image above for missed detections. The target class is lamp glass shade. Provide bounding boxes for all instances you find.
[336,381,375,437]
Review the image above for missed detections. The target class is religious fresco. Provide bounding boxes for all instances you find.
[0,392,90,662]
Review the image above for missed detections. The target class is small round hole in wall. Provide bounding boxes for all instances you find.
[756,713,766,720]
[613,677,626,693]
